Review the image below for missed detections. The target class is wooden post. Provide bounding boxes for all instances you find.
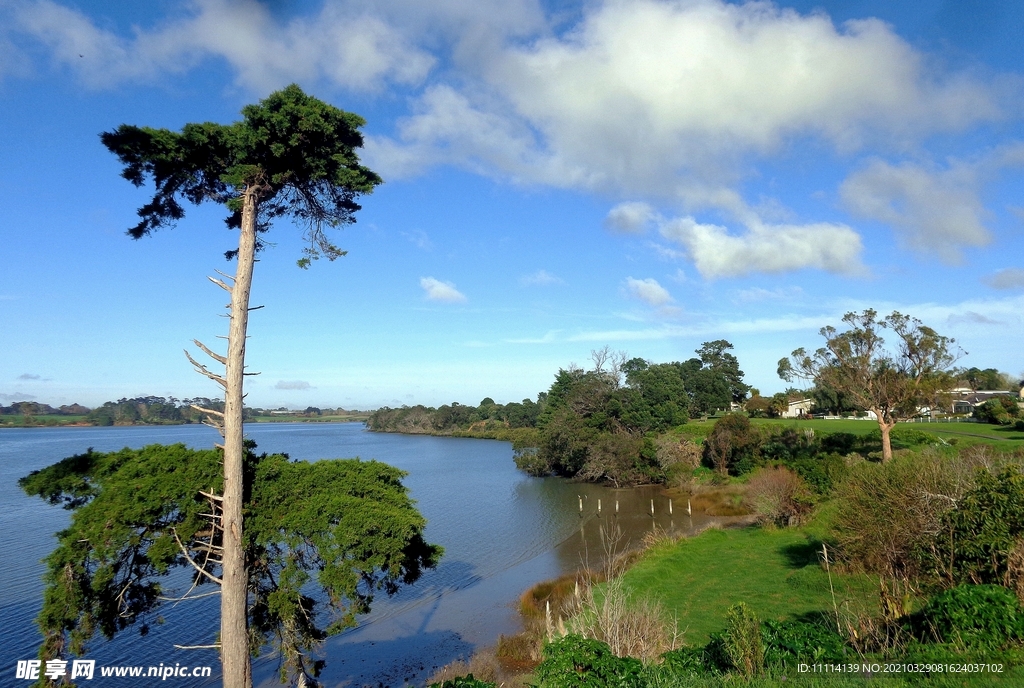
[615,499,619,514]
[669,499,673,515]
[687,499,692,516]
[578,495,583,516]
[597,498,601,513]
[650,499,655,516]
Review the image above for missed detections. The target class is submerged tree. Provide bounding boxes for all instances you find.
[20,444,440,686]
[779,310,960,462]
[100,85,383,687]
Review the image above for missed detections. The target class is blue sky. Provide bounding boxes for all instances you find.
[1,0,1023,410]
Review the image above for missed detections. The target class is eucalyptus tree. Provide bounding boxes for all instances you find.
[101,85,382,688]
[779,310,960,462]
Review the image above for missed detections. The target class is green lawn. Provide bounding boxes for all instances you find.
[749,417,1024,447]
[618,525,877,645]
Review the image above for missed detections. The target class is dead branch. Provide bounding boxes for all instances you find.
[192,339,227,365]
[173,644,221,650]
[184,351,228,387]
[158,590,221,602]
[171,529,222,585]
[207,275,233,293]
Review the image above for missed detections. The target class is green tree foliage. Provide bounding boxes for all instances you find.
[780,310,960,462]
[957,367,1017,392]
[19,444,440,686]
[973,396,1022,425]
[524,344,748,485]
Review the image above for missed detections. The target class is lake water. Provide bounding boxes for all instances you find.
[0,424,719,686]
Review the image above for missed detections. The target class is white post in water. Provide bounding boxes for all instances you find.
[615,499,619,514]
[650,499,655,516]
[687,499,692,516]
[578,495,583,515]
[597,498,602,513]
[669,499,673,515]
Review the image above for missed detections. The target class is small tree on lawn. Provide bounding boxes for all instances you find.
[101,84,382,688]
[778,310,960,462]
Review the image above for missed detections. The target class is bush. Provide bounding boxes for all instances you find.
[913,584,1024,649]
[702,413,761,475]
[533,635,643,688]
[746,466,814,526]
[723,603,763,678]
[761,619,848,666]
[928,466,1024,589]
[974,396,1021,425]
[833,452,969,577]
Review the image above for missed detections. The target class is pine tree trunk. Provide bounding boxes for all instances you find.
[221,187,257,688]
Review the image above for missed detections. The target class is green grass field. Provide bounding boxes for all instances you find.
[749,417,1024,447]
[618,525,877,645]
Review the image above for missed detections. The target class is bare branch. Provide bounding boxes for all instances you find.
[173,644,221,650]
[193,339,227,365]
[184,351,228,387]
[171,529,222,585]
[158,590,222,602]
[198,490,223,502]
[207,275,233,293]
[190,404,224,418]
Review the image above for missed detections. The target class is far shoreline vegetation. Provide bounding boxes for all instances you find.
[0,398,370,427]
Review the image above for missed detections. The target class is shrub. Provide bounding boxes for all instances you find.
[746,466,814,526]
[702,413,761,475]
[723,603,763,678]
[833,452,969,577]
[533,635,643,688]
[974,396,1021,425]
[562,577,681,661]
[514,448,552,476]
[913,584,1024,650]
[928,466,1024,589]
[761,619,848,666]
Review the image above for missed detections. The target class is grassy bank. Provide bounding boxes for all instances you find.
[617,524,876,645]
[749,418,1024,447]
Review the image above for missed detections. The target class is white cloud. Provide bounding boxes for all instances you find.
[420,276,467,302]
[375,0,1008,199]
[624,277,673,306]
[275,380,311,390]
[520,269,562,286]
[840,159,990,261]
[986,268,1024,290]
[11,0,435,91]
[659,217,864,279]
[605,202,656,234]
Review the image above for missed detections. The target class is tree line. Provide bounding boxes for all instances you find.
[368,341,749,486]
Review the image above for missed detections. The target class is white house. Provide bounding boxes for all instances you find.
[781,398,813,418]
